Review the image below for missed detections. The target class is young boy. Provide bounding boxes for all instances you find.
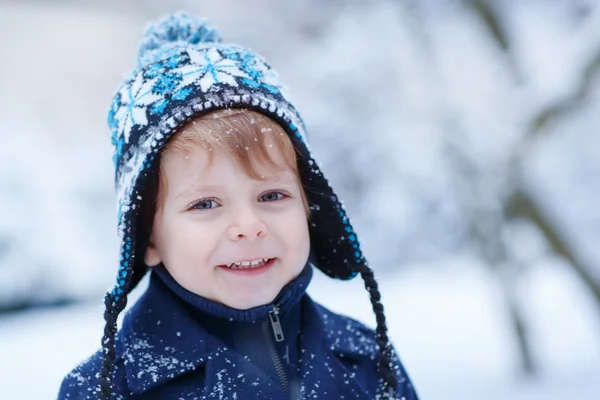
[59,12,418,400]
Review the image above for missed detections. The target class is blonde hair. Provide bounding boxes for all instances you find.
[158,108,309,214]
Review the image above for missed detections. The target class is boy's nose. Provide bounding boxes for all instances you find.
[227,210,268,241]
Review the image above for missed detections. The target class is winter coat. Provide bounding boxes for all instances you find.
[58,266,418,400]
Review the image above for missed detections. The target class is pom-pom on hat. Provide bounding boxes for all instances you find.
[137,13,222,59]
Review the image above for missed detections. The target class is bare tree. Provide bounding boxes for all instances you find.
[441,0,600,376]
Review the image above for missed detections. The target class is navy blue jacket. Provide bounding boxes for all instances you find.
[59,266,418,399]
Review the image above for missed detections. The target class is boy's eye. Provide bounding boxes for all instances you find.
[259,191,286,202]
[192,199,220,210]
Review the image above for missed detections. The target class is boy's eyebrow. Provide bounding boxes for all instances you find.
[174,185,225,200]
[257,173,301,187]
[174,174,297,199]
[259,173,294,183]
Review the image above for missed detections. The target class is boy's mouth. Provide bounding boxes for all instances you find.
[218,258,275,271]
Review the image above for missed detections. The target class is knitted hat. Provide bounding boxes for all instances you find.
[101,11,396,399]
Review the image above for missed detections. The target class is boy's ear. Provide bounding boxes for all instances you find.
[144,234,162,267]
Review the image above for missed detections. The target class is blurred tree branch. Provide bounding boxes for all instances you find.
[506,189,600,305]
[465,0,522,81]
[444,132,538,376]
[502,45,600,312]
[467,0,510,52]
[527,49,600,138]
[440,0,600,378]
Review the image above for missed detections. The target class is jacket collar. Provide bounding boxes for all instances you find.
[152,263,312,321]
[116,272,222,394]
[117,269,378,397]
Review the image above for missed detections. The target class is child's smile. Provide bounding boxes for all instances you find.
[219,257,275,270]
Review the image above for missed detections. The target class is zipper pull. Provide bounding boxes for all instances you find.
[268,306,285,342]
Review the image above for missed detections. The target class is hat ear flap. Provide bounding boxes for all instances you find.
[290,134,362,280]
[130,161,160,290]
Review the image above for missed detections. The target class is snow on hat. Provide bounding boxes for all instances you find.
[100,11,397,398]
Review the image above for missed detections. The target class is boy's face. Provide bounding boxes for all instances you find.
[144,141,310,310]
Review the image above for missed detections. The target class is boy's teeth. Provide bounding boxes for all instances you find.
[226,258,271,270]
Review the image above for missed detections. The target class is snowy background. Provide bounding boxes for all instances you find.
[1,0,599,399]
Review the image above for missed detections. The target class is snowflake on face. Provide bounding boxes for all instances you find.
[113,74,162,143]
[174,47,249,92]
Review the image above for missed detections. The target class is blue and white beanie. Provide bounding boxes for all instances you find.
[100,11,396,398]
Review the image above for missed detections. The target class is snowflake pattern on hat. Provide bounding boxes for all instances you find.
[110,44,292,149]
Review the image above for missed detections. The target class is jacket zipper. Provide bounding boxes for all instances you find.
[262,305,289,393]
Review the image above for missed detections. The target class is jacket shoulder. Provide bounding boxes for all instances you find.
[312,301,420,399]
[58,351,103,399]
[58,350,129,400]
[313,301,380,359]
